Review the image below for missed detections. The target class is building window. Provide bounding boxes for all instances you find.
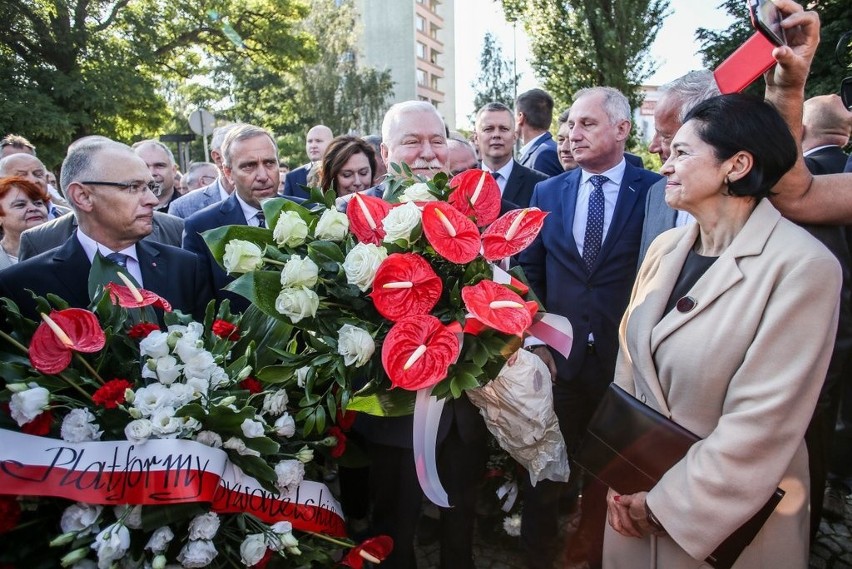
[430,23,439,40]
[416,15,425,32]
[417,42,427,60]
[430,48,439,65]
[417,69,427,86]
[430,75,439,91]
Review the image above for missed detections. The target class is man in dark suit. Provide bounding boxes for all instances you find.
[169,125,237,219]
[281,125,333,199]
[183,123,293,313]
[519,87,662,569]
[18,210,184,260]
[475,102,547,208]
[515,88,563,177]
[802,94,852,176]
[0,139,212,322]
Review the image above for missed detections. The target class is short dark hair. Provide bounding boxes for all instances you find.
[318,136,377,196]
[516,89,554,130]
[684,94,797,200]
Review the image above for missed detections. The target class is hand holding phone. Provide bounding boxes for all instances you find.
[748,0,787,46]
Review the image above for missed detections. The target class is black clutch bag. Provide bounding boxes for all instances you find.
[575,383,785,569]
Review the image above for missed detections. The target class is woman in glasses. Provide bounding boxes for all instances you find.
[0,176,50,269]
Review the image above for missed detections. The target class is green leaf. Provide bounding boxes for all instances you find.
[307,240,345,265]
[243,435,280,455]
[346,389,416,416]
[262,196,316,233]
[224,271,286,322]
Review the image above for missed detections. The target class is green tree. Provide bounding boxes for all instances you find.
[471,32,521,116]
[0,0,312,167]
[697,0,852,99]
[500,0,670,113]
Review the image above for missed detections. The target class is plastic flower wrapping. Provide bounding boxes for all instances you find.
[0,266,384,568]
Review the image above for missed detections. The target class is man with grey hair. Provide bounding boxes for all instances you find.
[132,139,179,213]
[0,138,212,322]
[519,86,662,569]
[182,162,219,193]
[0,134,36,158]
[0,153,70,216]
[183,123,294,312]
[639,70,720,264]
[447,137,478,176]
[168,124,236,219]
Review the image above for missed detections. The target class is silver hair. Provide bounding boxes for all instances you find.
[221,124,278,167]
[573,87,631,124]
[59,139,130,195]
[661,70,721,122]
[211,124,237,153]
[184,161,217,187]
[131,139,176,165]
[381,101,445,145]
[0,153,46,176]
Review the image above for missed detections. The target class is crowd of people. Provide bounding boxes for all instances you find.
[1,0,852,567]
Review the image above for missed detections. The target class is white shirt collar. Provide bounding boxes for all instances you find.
[518,132,549,158]
[803,144,839,157]
[75,228,143,286]
[580,159,627,187]
[233,191,263,226]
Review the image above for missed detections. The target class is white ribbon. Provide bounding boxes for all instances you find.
[412,387,450,507]
[497,480,519,512]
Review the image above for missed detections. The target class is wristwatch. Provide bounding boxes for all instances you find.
[645,503,665,533]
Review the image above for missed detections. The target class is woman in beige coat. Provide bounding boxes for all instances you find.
[603,94,842,568]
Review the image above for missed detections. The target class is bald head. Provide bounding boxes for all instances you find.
[0,153,48,193]
[803,94,852,152]
[306,125,333,162]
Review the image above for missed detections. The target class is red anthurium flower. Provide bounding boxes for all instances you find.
[128,322,160,339]
[347,193,391,245]
[381,315,460,391]
[93,378,133,409]
[341,535,394,568]
[212,319,240,340]
[370,253,443,321]
[29,309,106,375]
[105,282,172,312]
[448,169,502,227]
[481,207,548,261]
[240,377,263,394]
[421,202,481,264]
[461,280,538,337]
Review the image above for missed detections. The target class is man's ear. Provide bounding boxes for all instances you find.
[66,182,94,212]
[615,120,632,142]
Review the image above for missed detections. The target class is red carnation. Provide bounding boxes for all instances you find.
[337,409,357,431]
[93,378,133,409]
[381,315,460,391]
[20,410,53,436]
[369,253,443,321]
[240,377,263,394]
[29,309,106,375]
[341,535,394,568]
[448,169,502,227]
[328,426,347,458]
[105,282,172,312]
[128,322,160,339]
[462,280,538,337]
[481,207,548,261]
[0,496,21,533]
[212,319,240,340]
[347,193,391,245]
[421,202,481,264]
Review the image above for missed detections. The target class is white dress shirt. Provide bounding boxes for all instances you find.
[483,160,514,196]
[76,228,144,287]
[572,160,626,256]
[235,192,265,227]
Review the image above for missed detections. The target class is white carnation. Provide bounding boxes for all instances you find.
[61,503,103,534]
[275,287,319,323]
[262,390,289,416]
[503,514,522,537]
[124,418,153,444]
[273,211,309,248]
[337,324,375,367]
[314,208,349,241]
[343,242,387,292]
[90,523,130,569]
[399,182,437,203]
[195,430,223,448]
[382,202,422,245]
[61,409,102,443]
[177,539,218,568]
[280,256,319,289]
[187,512,220,540]
[240,418,266,438]
[239,534,267,566]
[145,526,174,553]
[274,459,305,495]
[9,385,49,426]
[274,413,296,438]
[139,330,170,359]
[223,239,264,274]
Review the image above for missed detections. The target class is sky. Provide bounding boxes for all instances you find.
[453,1,736,129]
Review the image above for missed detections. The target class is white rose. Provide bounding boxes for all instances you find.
[187,512,220,540]
[273,211,309,248]
[61,503,103,534]
[337,324,375,367]
[274,459,305,495]
[60,409,102,443]
[223,436,261,457]
[274,287,319,323]
[151,355,183,385]
[343,242,387,292]
[314,208,349,241]
[399,182,437,203]
[274,413,296,438]
[91,523,130,569]
[240,418,266,438]
[9,385,49,426]
[177,539,218,568]
[124,418,153,444]
[280,256,319,289]
[139,330,170,359]
[382,202,422,245]
[222,240,264,274]
[240,534,268,566]
[195,430,223,448]
[262,390,289,416]
[145,526,174,554]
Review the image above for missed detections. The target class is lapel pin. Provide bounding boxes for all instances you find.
[676,296,696,313]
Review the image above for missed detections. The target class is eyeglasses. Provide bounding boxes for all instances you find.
[80,180,159,195]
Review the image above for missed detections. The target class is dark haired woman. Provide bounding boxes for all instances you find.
[604,94,842,568]
[318,136,377,196]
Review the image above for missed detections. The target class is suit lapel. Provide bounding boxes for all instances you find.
[221,193,249,224]
[138,241,166,294]
[559,170,581,263]
[51,237,96,306]
[590,163,644,273]
[503,164,523,205]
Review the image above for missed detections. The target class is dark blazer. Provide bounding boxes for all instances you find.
[502,160,548,208]
[168,179,225,219]
[519,163,662,382]
[805,146,850,176]
[0,236,213,322]
[282,165,310,199]
[637,177,673,267]
[18,212,185,261]
[624,152,645,169]
[518,133,563,177]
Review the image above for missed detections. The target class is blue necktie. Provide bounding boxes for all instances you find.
[106,252,129,268]
[582,175,609,272]
[256,212,266,228]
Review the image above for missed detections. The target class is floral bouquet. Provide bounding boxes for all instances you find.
[0,270,390,569]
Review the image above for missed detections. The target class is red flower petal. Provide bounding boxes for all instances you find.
[481,208,548,261]
[212,319,240,340]
[240,377,263,394]
[341,535,394,568]
[20,410,53,436]
[448,169,502,226]
[92,379,133,409]
[347,193,391,245]
[461,280,537,336]
[337,409,357,431]
[328,426,347,458]
[29,309,106,375]
[370,253,443,321]
[381,315,460,391]
[421,202,481,264]
[128,322,160,339]
[105,282,173,312]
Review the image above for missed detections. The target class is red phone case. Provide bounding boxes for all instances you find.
[713,32,778,94]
